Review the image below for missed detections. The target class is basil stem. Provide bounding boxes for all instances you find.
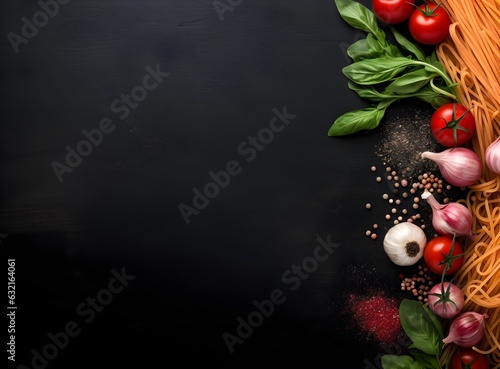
[410,60,456,97]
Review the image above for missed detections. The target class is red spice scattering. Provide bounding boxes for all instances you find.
[346,293,402,343]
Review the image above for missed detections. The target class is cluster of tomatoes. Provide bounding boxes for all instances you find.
[372,1,477,147]
[423,236,490,368]
[372,0,451,45]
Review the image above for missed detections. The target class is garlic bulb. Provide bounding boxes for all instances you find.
[421,147,482,187]
[383,222,427,266]
[443,312,488,347]
[485,136,500,174]
[422,191,474,238]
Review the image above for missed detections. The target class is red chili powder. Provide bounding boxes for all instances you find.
[347,292,402,343]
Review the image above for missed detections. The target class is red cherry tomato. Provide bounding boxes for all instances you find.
[423,236,464,276]
[372,0,416,24]
[408,3,451,45]
[430,103,476,147]
[450,348,490,369]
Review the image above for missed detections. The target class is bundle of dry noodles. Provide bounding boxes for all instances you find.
[433,0,500,367]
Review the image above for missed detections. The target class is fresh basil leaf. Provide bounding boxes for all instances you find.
[381,354,424,369]
[364,33,382,51]
[410,349,441,369]
[416,94,451,109]
[399,299,442,355]
[347,81,391,101]
[414,84,454,108]
[389,26,426,61]
[425,50,438,64]
[348,81,447,105]
[347,34,385,62]
[377,98,397,109]
[423,52,449,76]
[328,106,386,136]
[347,38,370,62]
[424,51,447,73]
[385,68,436,94]
[383,43,404,58]
[342,57,415,85]
[347,33,401,62]
[334,0,387,44]
[424,61,447,75]
[422,304,444,341]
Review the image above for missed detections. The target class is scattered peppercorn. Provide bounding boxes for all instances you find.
[399,261,438,303]
[362,164,464,240]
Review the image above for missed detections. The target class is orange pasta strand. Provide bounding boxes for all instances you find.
[433,0,500,367]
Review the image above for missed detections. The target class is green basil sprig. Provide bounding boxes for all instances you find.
[333,0,387,42]
[329,0,457,137]
[381,299,444,369]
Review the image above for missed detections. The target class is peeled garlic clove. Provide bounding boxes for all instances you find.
[383,222,426,266]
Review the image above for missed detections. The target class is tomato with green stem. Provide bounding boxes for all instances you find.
[408,3,451,45]
[430,103,476,147]
[423,235,464,275]
[449,347,490,369]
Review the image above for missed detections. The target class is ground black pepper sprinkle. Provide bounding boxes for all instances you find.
[374,103,442,179]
